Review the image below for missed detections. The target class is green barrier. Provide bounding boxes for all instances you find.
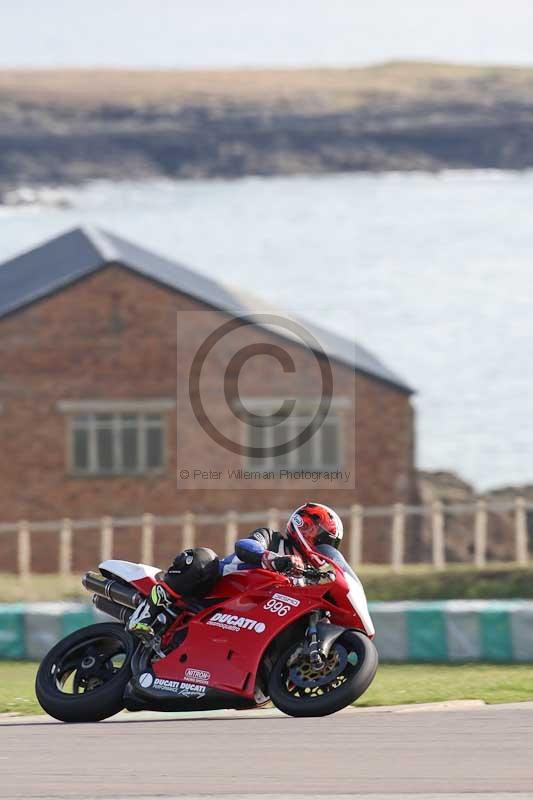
[406,604,448,662]
[480,608,513,662]
[61,607,96,638]
[0,604,26,659]
[1,600,533,662]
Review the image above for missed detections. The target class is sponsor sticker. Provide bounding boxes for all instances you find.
[207,612,266,634]
[139,672,153,688]
[176,682,207,698]
[184,668,210,684]
[153,678,206,698]
[264,598,290,616]
[272,592,300,607]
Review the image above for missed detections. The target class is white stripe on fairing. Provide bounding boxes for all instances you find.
[344,572,375,636]
[99,559,161,582]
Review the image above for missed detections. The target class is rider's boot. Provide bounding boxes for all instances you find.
[128,583,174,641]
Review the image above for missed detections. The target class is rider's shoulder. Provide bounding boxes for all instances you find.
[248,527,277,544]
[249,526,273,537]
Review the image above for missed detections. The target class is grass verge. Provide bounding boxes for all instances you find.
[0,662,41,715]
[358,664,533,707]
[0,574,86,603]
[2,564,533,603]
[359,564,533,601]
[1,662,532,716]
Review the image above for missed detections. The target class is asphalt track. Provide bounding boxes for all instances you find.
[1,703,533,800]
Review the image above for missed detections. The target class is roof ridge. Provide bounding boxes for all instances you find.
[77,225,120,262]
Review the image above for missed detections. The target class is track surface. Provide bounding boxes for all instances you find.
[1,705,533,799]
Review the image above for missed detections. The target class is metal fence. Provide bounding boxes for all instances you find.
[1,498,532,579]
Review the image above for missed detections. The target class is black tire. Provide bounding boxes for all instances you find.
[268,629,378,718]
[35,622,135,723]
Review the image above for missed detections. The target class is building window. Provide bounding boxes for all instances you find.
[70,413,165,475]
[246,407,341,470]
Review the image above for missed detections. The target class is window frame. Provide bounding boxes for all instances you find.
[242,398,345,471]
[65,405,169,478]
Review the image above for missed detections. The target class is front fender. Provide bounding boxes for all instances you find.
[317,621,371,658]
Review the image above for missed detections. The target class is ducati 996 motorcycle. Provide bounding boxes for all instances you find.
[35,532,378,721]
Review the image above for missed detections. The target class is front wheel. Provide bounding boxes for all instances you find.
[35,622,135,722]
[268,629,378,717]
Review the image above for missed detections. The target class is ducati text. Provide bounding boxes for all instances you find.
[207,612,266,633]
[152,678,206,698]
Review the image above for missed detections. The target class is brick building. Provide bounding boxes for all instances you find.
[0,227,415,568]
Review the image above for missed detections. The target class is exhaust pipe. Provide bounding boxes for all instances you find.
[83,571,141,609]
[92,594,133,624]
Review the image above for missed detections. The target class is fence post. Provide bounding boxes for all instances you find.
[225,510,239,555]
[100,516,114,562]
[182,512,196,550]
[141,513,155,565]
[515,497,528,565]
[17,520,31,581]
[474,499,487,567]
[431,501,445,569]
[391,503,405,572]
[267,508,280,532]
[59,518,73,577]
[349,504,363,567]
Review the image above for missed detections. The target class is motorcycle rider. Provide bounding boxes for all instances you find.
[128,501,347,640]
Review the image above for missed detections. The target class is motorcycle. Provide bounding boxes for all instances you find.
[35,532,378,721]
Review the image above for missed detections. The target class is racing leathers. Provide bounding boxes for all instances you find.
[223,528,357,583]
[219,527,304,576]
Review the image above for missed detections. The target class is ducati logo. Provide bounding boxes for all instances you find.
[139,672,153,688]
[152,678,207,698]
[207,612,266,633]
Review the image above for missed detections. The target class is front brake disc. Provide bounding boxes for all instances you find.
[288,643,348,688]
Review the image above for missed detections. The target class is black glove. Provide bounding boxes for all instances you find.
[261,552,304,573]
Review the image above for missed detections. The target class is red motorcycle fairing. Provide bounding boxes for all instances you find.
[125,562,373,706]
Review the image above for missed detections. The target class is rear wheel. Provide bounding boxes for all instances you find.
[268,629,378,717]
[35,622,135,722]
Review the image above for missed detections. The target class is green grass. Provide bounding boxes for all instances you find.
[2,564,533,603]
[358,664,533,707]
[0,662,41,715]
[0,574,86,603]
[360,564,533,601]
[1,662,532,716]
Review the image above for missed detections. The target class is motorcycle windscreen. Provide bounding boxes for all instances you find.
[314,544,375,637]
[343,571,375,637]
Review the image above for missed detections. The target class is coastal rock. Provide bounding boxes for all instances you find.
[3,64,533,196]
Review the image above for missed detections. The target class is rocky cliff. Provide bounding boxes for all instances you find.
[2,63,533,193]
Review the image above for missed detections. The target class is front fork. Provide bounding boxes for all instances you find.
[304,610,328,667]
[303,610,350,668]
